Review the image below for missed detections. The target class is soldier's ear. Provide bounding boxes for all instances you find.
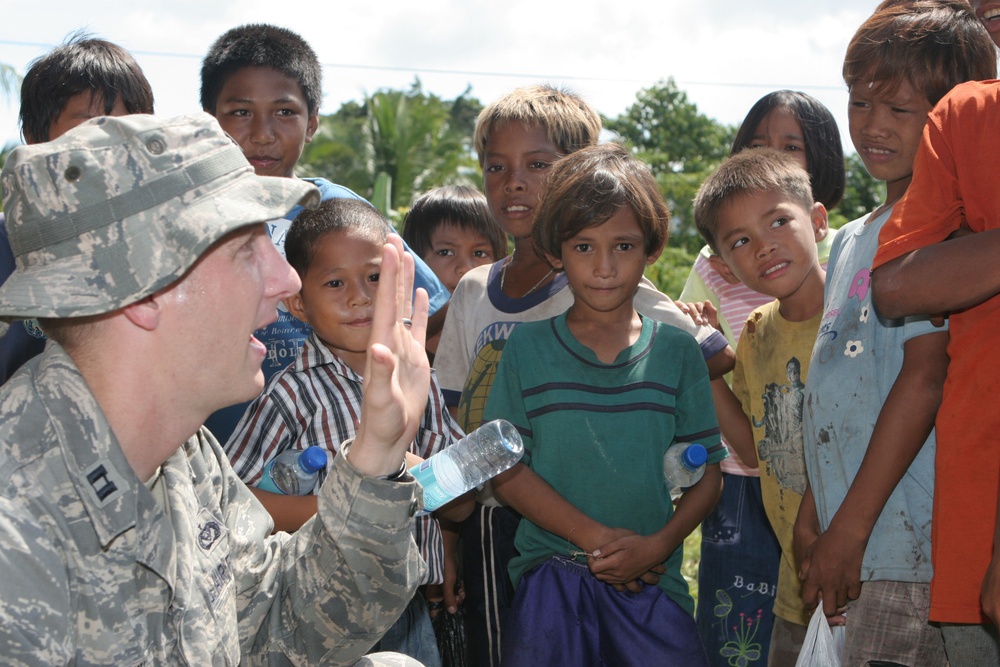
[122,295,161,331]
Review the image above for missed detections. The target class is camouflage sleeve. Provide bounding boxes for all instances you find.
[0,495,74,666]
[208,432,424,664]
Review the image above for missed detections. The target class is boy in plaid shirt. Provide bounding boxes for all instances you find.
[226,197,470,666]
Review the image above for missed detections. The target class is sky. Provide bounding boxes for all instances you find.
[0,1,886,153]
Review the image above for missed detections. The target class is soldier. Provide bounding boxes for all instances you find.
[0,113,429,666]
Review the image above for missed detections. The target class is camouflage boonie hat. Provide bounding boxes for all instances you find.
[0,112,319,320]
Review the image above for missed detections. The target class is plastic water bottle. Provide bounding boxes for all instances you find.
[663,442,708,500]
[410,419,524,512]
[257,446,329,495]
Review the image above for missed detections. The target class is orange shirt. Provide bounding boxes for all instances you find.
[874,80,1000,624]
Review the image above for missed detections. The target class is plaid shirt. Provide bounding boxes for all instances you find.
[226,331,464,584]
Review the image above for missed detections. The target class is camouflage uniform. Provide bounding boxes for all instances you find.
[0,114,427,666]
[0,342,425,665]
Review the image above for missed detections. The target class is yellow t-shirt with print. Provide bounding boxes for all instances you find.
[732,300,821,626]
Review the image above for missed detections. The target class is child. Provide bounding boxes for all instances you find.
[432,84,733,665]
[485,142,724,666]
[693,148,828,666]
[402,185,508,359]
[795,2,996,665]
[0,34,154,384]
[224,197,471,667]
[970,0,1000,45]
[199,23,449,443]
[679,90,845,667]
[872,80,1000,665]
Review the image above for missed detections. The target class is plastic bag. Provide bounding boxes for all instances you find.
[794,604,845,667]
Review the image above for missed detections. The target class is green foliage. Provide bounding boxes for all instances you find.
[1,63,20,106]
[683,526,702,607]
[605,79,736,256]
[605,78,734,174]
[834,152,885,225]
[606,79,883,251]
[300,79,482,213]
[0,140,20,214]
[1,62,21,211]
[645,245,697,300]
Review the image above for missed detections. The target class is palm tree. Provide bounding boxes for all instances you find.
[300,81,481,217]
[1,63,20,105]
[1,62,21,212]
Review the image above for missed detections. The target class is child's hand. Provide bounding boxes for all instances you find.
[797,524,859,626]
[424,584,445,619]
[587,534,666,592]
[674,300,720,331]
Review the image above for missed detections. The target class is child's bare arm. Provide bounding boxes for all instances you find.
[873,229,1000,319]
[588,463,723,586]
[435,491,475,522]
[252,451,431,533]
[439,518,465,615]
[793,482,821,570]
[710,380,757,466]
[249,488,318,533]
[669,300,736,380]
[705,345,736,380]
[492,462,628,555]
[798,331,948,619]
[493,462,661,592]
[676,299,735,380]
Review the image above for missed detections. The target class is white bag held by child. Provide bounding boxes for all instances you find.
[794,603,845,667]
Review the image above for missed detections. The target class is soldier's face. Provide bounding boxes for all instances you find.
[158,223,300,412]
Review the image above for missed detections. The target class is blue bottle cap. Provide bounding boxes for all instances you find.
[682,443,708,469]
[299,446,329,474]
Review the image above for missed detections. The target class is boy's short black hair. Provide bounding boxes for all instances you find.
[533,143,669,263]
[402,186,508,261]
[19,33,154,144]
[730,90,846,211]
[200,24,322,116]
[694,148,815,254]
[844,0,997,106]
[285,198,387,278]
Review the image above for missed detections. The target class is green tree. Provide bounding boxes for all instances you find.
[1,61,20,213]
[300,80,482,218]
[605,78,736,256]
[832,152,885,227]
[1,62,19,105]
[646,246,698,300]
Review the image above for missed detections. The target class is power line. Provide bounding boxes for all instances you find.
[0,39,845,92]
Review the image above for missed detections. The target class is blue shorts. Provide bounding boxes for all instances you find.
[503,556,708,667]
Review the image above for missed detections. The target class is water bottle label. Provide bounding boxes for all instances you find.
[411,456,466,511]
